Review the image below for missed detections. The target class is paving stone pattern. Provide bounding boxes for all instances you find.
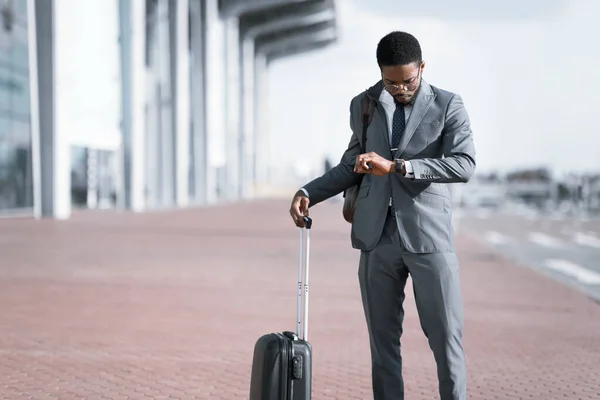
[0,200,599,399]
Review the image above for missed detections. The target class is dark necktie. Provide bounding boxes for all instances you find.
[389,103,405,216]
[391,102,406,150]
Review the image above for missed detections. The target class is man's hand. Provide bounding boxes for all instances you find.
[354,152,395,176]
[289,192,310,228]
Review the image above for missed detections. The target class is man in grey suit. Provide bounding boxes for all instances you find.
[289,31,476,400]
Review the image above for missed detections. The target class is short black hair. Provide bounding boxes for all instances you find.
[376,31,422,68]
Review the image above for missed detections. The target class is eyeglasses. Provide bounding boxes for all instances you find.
[383,69,422,94]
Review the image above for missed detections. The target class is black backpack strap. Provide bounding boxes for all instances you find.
[360,94,375,153]
[343,94,374,200]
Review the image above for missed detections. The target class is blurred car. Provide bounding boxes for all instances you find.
[459,183,507,209]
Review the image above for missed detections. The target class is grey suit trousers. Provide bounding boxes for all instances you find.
[358,213,466,400]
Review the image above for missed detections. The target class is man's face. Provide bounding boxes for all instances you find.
[381,62,424,105]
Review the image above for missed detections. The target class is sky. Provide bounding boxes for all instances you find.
[267,0,600,179]
[44,0,599,184]
[55,0,121,150]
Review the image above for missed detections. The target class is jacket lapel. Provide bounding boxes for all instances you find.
[395,80,436,158]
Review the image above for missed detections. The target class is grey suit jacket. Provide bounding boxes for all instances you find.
[302,79,476,253]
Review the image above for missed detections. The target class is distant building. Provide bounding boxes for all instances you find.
[505,168,554,206]
[0,0,338,219]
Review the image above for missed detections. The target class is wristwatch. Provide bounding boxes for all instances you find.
[394,158,405,175]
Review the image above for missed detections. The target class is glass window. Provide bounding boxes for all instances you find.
[0,0,29,71]
[0,116,33,210]
[0,0,33,213]
[0,65,30,118]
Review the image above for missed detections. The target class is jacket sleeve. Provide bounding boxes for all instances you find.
[409,94,476,183]
[300,97,364,207]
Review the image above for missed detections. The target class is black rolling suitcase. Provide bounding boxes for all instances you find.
[249,216,313,400]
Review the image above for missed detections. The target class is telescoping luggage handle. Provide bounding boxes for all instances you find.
[296,216,312,342]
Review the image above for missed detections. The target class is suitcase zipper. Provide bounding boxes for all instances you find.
[276,333,292,399]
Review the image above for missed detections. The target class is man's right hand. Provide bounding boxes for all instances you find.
[289,191,310,228]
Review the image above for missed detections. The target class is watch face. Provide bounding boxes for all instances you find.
[395,159,403,173]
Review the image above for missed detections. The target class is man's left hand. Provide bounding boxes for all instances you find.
[354,152,395,176]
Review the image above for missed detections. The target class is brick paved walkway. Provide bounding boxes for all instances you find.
[1,200,599,400]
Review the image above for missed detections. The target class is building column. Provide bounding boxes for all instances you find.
[240,37,255,198]
[33,0,70,219]
[173,0,190,207]
[27,0,42,218]
[158,0,175,208]
[118,0,146,212]
[224,17,241,200]
[204,0,226,203]
[189,0,208,204]
[253,53,270,188]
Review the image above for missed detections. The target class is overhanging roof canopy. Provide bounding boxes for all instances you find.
[219,0,310,18]
[265,36,336,65]
[239,0,335,39]
[254,20,336,56]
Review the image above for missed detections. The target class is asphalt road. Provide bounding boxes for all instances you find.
[455,204,600,303]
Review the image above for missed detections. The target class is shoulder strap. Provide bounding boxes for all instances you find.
[360,94,375,153]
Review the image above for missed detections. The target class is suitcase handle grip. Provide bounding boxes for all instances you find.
[296,217,312,341]
[303,216,312,229]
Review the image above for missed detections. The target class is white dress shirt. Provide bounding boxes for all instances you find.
[300,90,416,199]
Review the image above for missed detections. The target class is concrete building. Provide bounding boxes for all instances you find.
[0,0,337,219]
